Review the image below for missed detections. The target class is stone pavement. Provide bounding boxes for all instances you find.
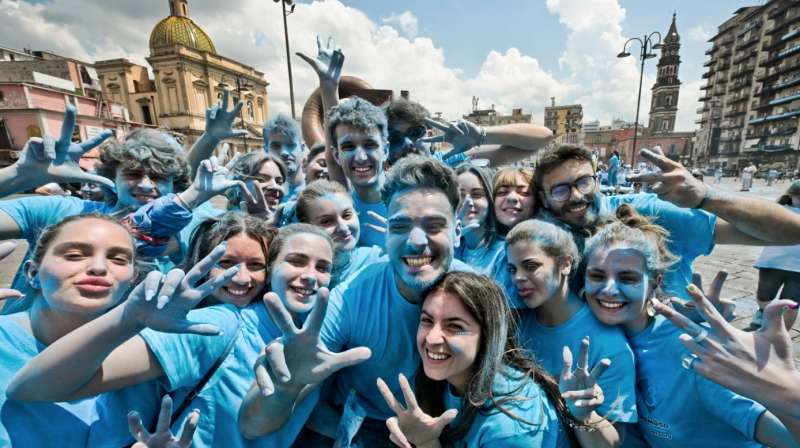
[0,176,797,357]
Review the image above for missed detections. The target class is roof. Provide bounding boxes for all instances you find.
[149,15,216,54]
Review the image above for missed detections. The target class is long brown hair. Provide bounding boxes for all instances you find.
[415,272,578,446]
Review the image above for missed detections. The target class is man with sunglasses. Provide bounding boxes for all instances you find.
[534,144,800,307]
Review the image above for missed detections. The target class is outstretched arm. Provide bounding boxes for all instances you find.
[297,36,348,188]
[8,245,238,401]
[0,104,114,197]
[627,148,800,245]
[423,119,553,167]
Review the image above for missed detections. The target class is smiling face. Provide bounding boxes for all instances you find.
[540,159,598,228]
[457,171,489,226]
[304,193,360,252]
[267,131,303,178]
[209,233,267,308]
[417,289,481,392]
[269,233,333,315]
[334,124,386,189]
[584,243,656,332]
[305,150,328,181]
[34,218,135,315]
[507,240,568,309]
[386,188,459,301]
[494,173,535,228]
[114,167,173,208]
[255,160,286,209]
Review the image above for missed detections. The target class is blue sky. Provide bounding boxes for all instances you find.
[4,0,763,130]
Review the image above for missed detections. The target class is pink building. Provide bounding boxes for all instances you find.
[0,82,153,167]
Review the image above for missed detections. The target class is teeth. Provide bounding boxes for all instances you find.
[354,166,372,173]
[225,286,250,296]
[597,300,624,309]
[291,286,314,296]
[405,256,433,267]
[568,204,588,212]
[426,350,450,361]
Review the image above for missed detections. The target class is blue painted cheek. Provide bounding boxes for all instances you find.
[619,282,647,302]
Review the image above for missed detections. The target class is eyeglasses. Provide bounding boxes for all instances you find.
[548,175,597,202]
[388,126,427,146]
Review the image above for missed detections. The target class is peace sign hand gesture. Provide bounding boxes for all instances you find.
[0,241,23,304]
[456,196,482,238]
[128,395,199,448]
[296,36,345,89]
[559,337,611,423]
[671,271,736,322]
[377,373,456,448]
[121,243,240,335]
[14,104,115,191]
[254,289,371,396]
[626,147,707,208]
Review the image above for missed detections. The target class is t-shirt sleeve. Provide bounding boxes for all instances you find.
[319,283,350,353]
[0,196,97,242]
[631,194,716,258]
[695,373,766,441]
[139,306,240,391]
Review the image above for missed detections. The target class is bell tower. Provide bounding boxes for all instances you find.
[648,13,681,133]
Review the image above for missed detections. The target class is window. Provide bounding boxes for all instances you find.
[662,121,670,130]
[247,100,254,121]
[666,95,673,106]
[0,91,4,102]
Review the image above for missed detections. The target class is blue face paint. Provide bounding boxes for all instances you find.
[114,170,174,208]
[267,132,303,177]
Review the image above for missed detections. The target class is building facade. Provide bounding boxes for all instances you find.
[463,104,532,126]
[695,0,800,173]
[544,100,583,137]
[94,0,268,157]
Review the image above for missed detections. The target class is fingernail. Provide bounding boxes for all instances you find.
[156,295,169,310]
[280,374,291,383]
[686,284,700,294]
[786,303,799,310]
[145,290,155,302]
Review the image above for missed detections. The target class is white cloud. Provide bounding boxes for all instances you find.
[687,25,713,42]
[382,11,418,38]
[0,0,689,133]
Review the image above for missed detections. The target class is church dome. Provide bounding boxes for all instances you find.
[149,15,216,54]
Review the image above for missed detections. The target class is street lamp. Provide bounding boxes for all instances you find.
[618,32,662,166]
[274,0,297,119]
[235,76,251,151]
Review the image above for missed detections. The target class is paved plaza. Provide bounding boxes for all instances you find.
[1,176,798,359]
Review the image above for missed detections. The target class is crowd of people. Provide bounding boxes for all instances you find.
[1,37,800,448]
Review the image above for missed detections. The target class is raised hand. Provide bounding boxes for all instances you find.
[559,337,611,423]
[296,35,345,89]
[178,156,246,209]
[672,271,735,322]
[121,243,240,335]
[420,118,486,159]
[626,147,707,208]
[255,288,371,396]
[204,88,246,142]
[456,196,482,237]
[377,373,457,448]
[655,283,799,403]
[14,104,115,190]
[128,395,199,448]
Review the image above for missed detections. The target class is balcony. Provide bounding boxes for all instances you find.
[772,72,800,90]
[769,92,800,106]
[724,109,747,118]
[729,94,750,105]
[746,126,797,139]
[698,94,712,102]
[748,107,800,124]
[733,50,757,64]
[702,71,711,79]
[735,36,759,51]
[703,60,714,67]
[719,134,743,143]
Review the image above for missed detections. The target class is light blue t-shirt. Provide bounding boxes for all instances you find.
[331,245,386,290]
[350,191,386,248]
[455,238,505,276]
[628,315,765,447]
[140,303,318,448]
[443,368,568,447]
[601,193,717,302]
[320,260,473,421]
[0,196,220,309]
[517,302,638,424]
[0,313,162,447]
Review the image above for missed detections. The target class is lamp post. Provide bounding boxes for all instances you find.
[618,32,662,166]
[274,0,297,119]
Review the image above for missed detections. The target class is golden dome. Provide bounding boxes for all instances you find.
[149,15,216,54]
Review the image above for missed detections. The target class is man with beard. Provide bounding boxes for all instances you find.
[238,156,472,446]
[534,144,800,305]
[263,114,306,201]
